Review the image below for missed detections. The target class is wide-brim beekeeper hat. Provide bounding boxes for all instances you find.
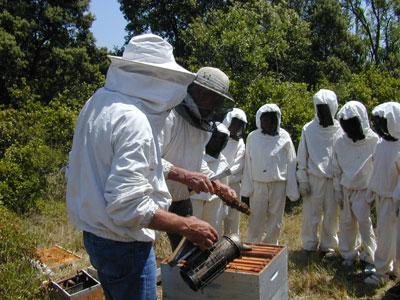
[107,33,195,82]
[193,67,234,102]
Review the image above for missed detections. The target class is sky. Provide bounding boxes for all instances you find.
[89,0,127,49]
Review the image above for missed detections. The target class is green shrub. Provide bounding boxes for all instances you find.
[0,99,78,212]
[0,139,65,213]
[336,67,400,110]
[0,205,43,299]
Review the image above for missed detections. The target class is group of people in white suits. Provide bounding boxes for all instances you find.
[193,88,400,287]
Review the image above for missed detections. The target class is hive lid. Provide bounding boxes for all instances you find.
[36,245,81,269]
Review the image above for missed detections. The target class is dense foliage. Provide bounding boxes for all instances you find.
[0,0,107,105]
[0,0,399,215]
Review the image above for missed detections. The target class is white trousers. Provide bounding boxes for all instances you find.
[192,198,224,235]
[301,175,338,252]
[338,188,376,263]
[223,182,241,235]
[246,181,286,245]
[374,196,398,275]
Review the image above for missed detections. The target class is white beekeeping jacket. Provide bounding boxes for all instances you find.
[368,102,400,198]
[159,109,212,202]
[66,58,194,242]
[222,108,247,185]
[297,89,342,183]
[241,104,299,201]
[333,101,378,192]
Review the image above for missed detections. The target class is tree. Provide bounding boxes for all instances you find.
[117,0,242,59]
[0,0,107,105]
[305,0,366,84]
[342,0,400,67]
[181,0,311,100]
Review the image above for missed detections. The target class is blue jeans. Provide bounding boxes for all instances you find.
[83,231,156,300]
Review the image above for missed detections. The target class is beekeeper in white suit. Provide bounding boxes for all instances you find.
[221,108,247,235]
[333,101,377,267]
[241,104,299,244]
[192,123,230,234]
[160,67,238,250]
[66,34,218,299]
[364,102,400,286]
[297,89,342,255]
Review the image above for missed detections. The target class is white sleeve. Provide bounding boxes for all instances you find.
[296,129,309,183]
[240,137,253,197]
[286,139,300,201]
[229,139,246,183]
[332,145,342,192]
[200,153,215,177]
[104,111,159,228]
[161,158,174,177]
[159,112,175,177]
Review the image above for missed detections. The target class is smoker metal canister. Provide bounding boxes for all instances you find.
[179,234,243,291]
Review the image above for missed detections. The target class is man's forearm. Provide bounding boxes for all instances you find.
[148,208,219,250]
[148,208,189,235]
[166,165,188,185]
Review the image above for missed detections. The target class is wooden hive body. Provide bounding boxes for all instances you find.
[161,243,288,300]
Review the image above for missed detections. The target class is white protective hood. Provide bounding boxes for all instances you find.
[313,89,338,121]
[221,109,247,185]
[255,104,281,130]
[337,101,370,136]
[222,108,248,128]
[241,103,299,201]
[105,34,195,114]
[372,102,400,140]
[333,101,378,191]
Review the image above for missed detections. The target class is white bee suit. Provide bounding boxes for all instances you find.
[191,154,229,235]
[368,102,400,276]
[241,104,299,244]
[159,109,213,202]
[297,89,342,252]
[221,108,247,235]
[66,34,195,242]
[334,101,378,263]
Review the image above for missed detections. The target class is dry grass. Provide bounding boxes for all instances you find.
[25,197,397,299]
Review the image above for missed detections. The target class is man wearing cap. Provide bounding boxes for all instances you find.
[66,34,218,300]
[160,67,239,250]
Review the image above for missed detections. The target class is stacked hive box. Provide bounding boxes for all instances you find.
[161,243,288,300]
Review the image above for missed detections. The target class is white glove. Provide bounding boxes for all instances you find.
[335,189,344,210]
[299,181,311,197]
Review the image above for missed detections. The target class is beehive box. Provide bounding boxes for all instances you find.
[48,269,104,300]
[161,243,288,300]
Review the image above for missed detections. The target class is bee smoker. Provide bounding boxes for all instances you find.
[178,234,247,291]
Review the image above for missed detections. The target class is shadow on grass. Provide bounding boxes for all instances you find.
[289,249,379,298]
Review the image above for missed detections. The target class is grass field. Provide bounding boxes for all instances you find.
[23,198,397,299]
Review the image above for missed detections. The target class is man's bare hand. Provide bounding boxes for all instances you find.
[181,216,218,250]
[212,180,237,201]
[166,165,215,194]
[184,171,215,194]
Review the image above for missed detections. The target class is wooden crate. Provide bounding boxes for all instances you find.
[48,269,104,300]
[161,243,288,300]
